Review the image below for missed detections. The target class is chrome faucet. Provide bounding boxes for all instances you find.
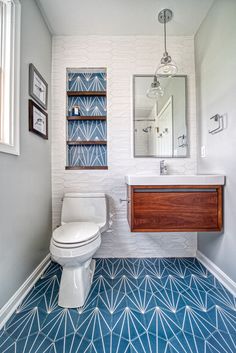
[160,160,168,175]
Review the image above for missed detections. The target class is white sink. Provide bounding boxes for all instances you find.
[125,174,225,186]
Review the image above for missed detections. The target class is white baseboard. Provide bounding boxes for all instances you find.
[196,250,236,296]
[0,254,51,330]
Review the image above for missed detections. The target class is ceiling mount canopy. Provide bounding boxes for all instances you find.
[155,8,178,77]
[158,8,173,24]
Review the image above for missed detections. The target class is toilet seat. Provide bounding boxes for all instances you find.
[52,222,100,248]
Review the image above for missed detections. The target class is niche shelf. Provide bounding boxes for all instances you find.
[67,116,107,121]
[67,91,106,97]
[67,140,107,146]
[66,68,107,170]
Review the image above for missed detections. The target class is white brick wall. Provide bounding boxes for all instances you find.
[51,35,197,258]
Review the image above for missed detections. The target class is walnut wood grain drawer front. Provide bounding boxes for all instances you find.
[128,185,223,232]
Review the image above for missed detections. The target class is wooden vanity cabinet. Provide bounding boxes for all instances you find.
[127,185,223,232]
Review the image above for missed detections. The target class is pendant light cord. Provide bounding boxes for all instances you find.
[164,10,167,54]
[156,8,178,76]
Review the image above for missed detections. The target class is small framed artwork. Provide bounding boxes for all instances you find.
[29,99,48,139]
[29,63,48,110]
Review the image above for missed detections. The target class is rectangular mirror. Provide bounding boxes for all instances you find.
[133,75,188,158]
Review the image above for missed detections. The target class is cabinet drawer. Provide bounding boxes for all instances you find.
[128,186,223,232]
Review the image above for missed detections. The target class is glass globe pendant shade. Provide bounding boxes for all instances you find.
[156,9,178,78]
[146,77,164,99]
[156,51,178,77]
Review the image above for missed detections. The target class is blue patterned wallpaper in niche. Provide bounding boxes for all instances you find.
[68,144,107,167]
[67,69,107,168]
[68,96,106,117]
[68,72,106,92]
[68,120,106,141]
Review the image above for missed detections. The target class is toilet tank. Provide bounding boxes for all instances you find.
[61,193,108,231]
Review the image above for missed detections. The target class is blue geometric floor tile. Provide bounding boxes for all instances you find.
[89,275,114,296]
[5,307,47,340]
[130,332,154,353]
[15,333,53,353]
[130,332,152,353]
[142,258,168,279]
[51,333,90,353]
[162,274,191,293]
[1,258,236,353]
[94,258,124,279]
[205,330,236,353]
[181,288,209,311]
[112,276,139,295]
[136,275,163,294]
[37,288,60,315]
[217,308,236,336]
[153,288,186,314]
[112,307,146,341]
[16,287,47,313]
[203,306,236,345]
[123,259,147,278]
[42,262,62,279]
[93,258,113,278]
[168,331,206,353]
[90,333,112,353]
[114,259,145,279]
[34,272,60,295]
[181,306,217,339]
[111,334,132,353]
[0,330,15,353]
[17,274,60,315]
[126,289,157,314]
[207,285,236,311]
[163,258,190,278]
[41,308,78,342]
[181,259,210,278]
[188,274,218,293]
[145,306,182,342]
[77,306,112,342]
[144,332,174,353]
[95,288,127,314]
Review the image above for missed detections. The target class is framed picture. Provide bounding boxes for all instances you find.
[29,63,48,110]
[29,100,48,139]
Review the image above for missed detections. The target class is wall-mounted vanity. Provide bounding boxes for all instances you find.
[126,175,225,232]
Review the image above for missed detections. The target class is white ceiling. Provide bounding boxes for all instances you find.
[37,0,214,36]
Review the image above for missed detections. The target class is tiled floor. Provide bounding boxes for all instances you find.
[1,258,236,353]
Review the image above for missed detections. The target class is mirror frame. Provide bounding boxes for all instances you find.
[133,74,189,158]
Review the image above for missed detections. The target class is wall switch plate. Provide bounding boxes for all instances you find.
[201,145,206,158]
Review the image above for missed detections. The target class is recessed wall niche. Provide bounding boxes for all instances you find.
[66,68,107,170]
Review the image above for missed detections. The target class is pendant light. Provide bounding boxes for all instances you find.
[146,76,164,99]
[155,9,178,77]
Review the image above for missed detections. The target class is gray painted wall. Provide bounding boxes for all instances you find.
[0,0,52,308]
[195,0,236,281]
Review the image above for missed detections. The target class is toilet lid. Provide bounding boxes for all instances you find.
[52,222,100,244]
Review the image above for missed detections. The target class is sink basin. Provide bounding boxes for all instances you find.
[125,174,225,186]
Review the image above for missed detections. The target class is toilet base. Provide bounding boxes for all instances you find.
[58,259,96,308]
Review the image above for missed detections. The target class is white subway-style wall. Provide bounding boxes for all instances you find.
[51,35,197,257]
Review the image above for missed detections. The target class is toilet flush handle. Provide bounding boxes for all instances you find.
[119,198,130,203]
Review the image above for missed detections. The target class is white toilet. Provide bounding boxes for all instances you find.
[50,193,108,308]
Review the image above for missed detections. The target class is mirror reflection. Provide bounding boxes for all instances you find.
[133,75,188,158]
